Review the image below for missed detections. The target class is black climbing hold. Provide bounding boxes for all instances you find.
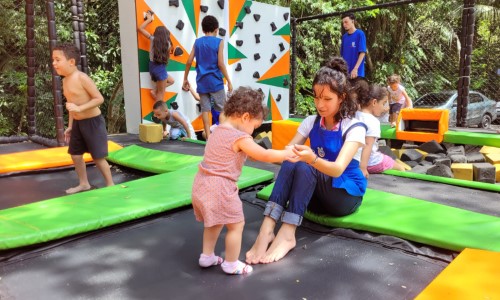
[176,20,184,30]
[152,116,161,123]
[235,22,243,29]
[170,101,179,110]
[270,53,277,63]
[257,88,263,93]
[200,5,208,13]
[254,53,260,60]
[244,6,251,14]
[283,78,289,86]
[173,46,183,56]
[169,0,179,7]
[219,28,226,36]
[253,72,260,79]
[284,12,289,21]
[279,43,285,52]
[255,34,260,43]
[217,0,224,9]
[276,94,282,102]
[253,14,261,22]
[270,22,277,31]
[235,63,242,71]
[144,10,154,21]
[236,40,243,46]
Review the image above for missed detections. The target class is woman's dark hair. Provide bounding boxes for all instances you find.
[153,26,171,64]
[357,83,388,108]
[312,57,357,121]
[201,15,219,33]
[224,86,267,119]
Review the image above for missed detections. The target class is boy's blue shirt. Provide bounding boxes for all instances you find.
[341,29,367,77]
[194,36,224,93]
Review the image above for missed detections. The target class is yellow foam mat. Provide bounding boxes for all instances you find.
[0,141,122,174]
[416,248,500,300]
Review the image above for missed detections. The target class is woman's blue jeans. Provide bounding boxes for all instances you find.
[264,161,362,226]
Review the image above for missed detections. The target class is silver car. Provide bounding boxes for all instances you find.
[413,91,497,128]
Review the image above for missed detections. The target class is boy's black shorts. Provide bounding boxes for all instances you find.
[68,115,108,159]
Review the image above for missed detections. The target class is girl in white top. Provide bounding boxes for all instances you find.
[387,74,412,127]
[356,83,405,177]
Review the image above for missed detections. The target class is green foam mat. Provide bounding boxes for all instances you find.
[106,144,203,173]
[256,183,500,252]
[0,165,274,250]
[444,130,500,147]
[380,124,397,139]
[383,170,500,193]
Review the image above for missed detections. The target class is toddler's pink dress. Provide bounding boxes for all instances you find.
[192,125,251,227]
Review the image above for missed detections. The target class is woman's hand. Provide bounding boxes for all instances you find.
[287,144,316,163]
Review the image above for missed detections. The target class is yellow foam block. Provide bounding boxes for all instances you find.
[415,149,428,158]
[484,153,500,165]
[266,131,272,143]
[479,145,500,154]
[391,148,405,159]
[255,131,268,140]
[139,123,163,143]
[451,163,473,181]
[495,164,500,183]
[416,248,500,300]
[0,141,122,174]
[395,159,412,170]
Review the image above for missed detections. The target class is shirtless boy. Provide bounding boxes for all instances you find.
[52,43,114,194]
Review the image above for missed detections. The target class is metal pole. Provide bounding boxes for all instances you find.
[296,0,429,23]
[290,17,297,115]
[77,0,88,74]
[26,0,36,136]
[46,0,66,146]
[456,0,475,127]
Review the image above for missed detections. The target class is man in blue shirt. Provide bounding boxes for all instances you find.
[340,13,367,79]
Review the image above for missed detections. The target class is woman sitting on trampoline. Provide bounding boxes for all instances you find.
[246,57,367,264]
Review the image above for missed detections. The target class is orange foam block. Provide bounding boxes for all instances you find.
[416,248,500,300]
[396,108,449,143]
[0,141,122,174]
[271,120,310,150]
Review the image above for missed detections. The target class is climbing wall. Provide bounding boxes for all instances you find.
[134,0,290,128]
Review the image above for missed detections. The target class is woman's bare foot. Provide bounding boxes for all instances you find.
[260,224,297,264]
[246,231,275,264]
[65,184,91,194]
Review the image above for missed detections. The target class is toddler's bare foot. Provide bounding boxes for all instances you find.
[65,184,91,194]
[246,231,275,264]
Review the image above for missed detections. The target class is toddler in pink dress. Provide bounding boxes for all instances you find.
[192,87,294,275]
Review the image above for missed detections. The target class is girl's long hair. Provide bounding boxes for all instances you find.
[153,26,171,64]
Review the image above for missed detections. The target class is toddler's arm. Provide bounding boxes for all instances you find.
[183,46,195,90]
[172,112,193,139]
[403,90,412,108]
[237,137,294,163]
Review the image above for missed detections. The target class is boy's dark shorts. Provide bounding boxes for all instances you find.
[68,115,108,159]
[149,61,168,82]
[389,103,403,114]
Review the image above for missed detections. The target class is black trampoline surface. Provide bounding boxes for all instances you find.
[0,195,447,300]
[0,134,498,299]
[0,141,45,154]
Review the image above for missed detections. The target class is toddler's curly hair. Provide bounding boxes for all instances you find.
[223,87,268,119]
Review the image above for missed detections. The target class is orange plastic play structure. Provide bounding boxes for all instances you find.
[416,248,500,300]
[271,120,310,150]
[396,108,449,143]
[0,141,122,174]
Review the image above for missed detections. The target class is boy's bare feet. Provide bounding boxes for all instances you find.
[65,184,91,194]
[246,231,275,264]
[260,224,297,264]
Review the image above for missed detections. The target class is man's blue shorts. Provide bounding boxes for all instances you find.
[149,61,168,82]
